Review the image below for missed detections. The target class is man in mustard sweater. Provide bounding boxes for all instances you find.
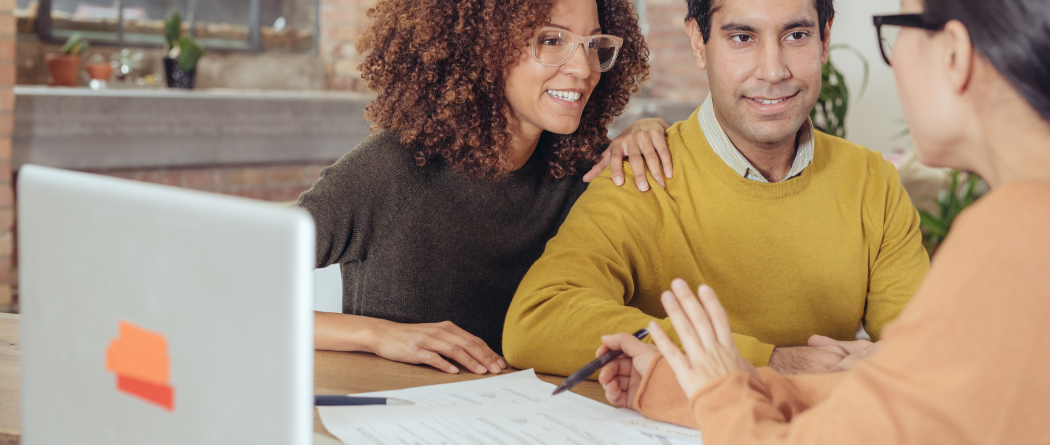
[503,0,929,376]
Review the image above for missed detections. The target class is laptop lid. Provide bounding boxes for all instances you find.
[17,165,314,445]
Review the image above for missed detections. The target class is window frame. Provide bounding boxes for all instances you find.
[31,0,319,53]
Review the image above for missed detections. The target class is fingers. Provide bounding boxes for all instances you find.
[696,285,734,349]
[648,321,691,374]
[601,332,650,358]
[626,138,650,192]
[649,129,673,180]
[669,280,718,352]
[599,355,631,407]
[438,322,505,373]
[595,344,611,358]
[806,335,873,355]
[807,334,839,347]
[661,291,708,364]
[583,151,611,183]
[636,132,666,188]
[838,339,875,355]
[416,349,460,374]
[599,142,626,186]
[425,335,490,375]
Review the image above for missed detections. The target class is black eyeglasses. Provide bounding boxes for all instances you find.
[872,14,946,66]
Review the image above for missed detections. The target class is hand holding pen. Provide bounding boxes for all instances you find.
[552,328,652,396]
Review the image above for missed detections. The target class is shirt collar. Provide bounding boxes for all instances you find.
[696,94,814,183]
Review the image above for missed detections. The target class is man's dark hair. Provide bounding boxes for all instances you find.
[924,0,1050,123]
[685,0,835,42]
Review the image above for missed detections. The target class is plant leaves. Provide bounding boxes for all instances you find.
[177,36,204,71]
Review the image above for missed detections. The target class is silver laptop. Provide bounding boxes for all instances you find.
[17,165,315,445]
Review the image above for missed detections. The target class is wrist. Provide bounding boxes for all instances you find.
[350,316,387,354]
[315,312,387,353]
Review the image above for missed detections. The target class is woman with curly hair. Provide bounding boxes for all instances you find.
[298,0,656,375]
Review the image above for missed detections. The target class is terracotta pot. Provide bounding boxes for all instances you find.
[85,63,113,81]
[45,54,82,86]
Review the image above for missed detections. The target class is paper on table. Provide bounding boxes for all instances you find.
[321,399,668,445]
[356,369,608,408]
[317,369,703,444]
[596,408,705,443]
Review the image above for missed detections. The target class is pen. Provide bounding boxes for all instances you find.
[552,327,650,396]
[314,395,415,406]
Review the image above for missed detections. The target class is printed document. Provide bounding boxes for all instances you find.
[317,369,703,445]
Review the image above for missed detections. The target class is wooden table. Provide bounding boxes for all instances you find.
[0,313,608,444]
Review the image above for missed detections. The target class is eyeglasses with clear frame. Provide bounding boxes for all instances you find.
[532,27,624,73]
[872,14,946,66]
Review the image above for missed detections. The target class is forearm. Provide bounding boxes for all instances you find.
[503,288,674,376]
[314,311,380,352]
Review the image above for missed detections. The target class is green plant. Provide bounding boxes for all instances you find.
[917,169,985,255]
[164,8,204,71]
[61,32,89,56]
[810,44,869,138]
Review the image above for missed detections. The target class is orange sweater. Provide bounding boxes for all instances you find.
[634,180,1050,444]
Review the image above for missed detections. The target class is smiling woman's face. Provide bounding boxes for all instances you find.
[503,0,603,139]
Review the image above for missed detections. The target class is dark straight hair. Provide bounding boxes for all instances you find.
[684,0,835,42]
[924,0,1050,123]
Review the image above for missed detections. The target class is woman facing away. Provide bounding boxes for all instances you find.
[598,0,1050,442]
[298,0,664,375]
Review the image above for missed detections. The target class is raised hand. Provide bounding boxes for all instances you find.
[648,279,758,397]
[596,332,661,409]
[583,118,672,191]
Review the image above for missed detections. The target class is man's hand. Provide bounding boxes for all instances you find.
[597,332,661,410]
[808,335,881,372]
[767,344,850,375]
[365,319,506,375]
[583,118,672,192]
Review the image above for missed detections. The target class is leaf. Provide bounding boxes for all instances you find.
[177,36,204,71]
[917,210,948,237]
[61,32,88,55]
[165,9,182,52]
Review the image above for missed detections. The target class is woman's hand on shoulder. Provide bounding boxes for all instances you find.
[314,312,507,375]
[583,118,672,192]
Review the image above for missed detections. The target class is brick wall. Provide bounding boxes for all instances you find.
[319,0,376,91]
[0,0,13,309]
[88,163,330,203]
[642,0,709,102]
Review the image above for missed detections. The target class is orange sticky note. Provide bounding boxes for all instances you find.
[106,320,175,411]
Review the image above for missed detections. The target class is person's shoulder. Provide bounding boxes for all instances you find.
[968,180,1050,223]
[814,130,899,181]
[339,130,420,172]
[814,130,879,160]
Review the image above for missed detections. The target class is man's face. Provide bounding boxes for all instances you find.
[690,0,829,147]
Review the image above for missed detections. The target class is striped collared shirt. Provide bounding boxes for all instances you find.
[696,94,815,183]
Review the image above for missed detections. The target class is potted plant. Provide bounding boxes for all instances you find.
[917,169,986,257]
[810,44,869,138]
[85,54,113,83]
[45,33,88,86]
[162,8,204,89]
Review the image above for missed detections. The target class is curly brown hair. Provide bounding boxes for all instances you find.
[355,0,650,180]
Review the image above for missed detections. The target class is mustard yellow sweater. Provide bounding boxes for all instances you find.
[503,109,929,376]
